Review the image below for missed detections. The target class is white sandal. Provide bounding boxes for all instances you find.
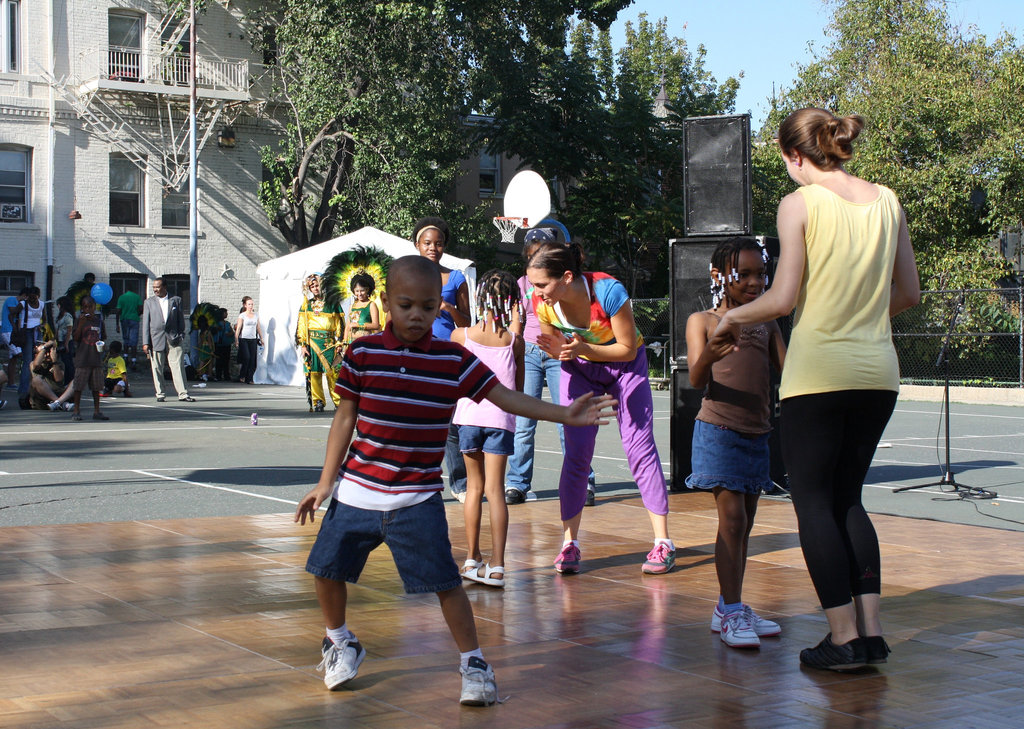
[475,563,505,589]
[461,558,482,580]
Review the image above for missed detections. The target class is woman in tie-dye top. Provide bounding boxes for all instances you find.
[527,241,674,576]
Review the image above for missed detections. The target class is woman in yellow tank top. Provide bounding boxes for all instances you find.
[715,108,920,672]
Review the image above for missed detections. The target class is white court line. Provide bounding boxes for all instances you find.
[3,465,322,477]
[132,469,300,506]
[895,407,1024,421]
[7,423,333,437]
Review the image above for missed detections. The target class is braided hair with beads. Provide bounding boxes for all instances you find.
[708,236,770,309]
[474,268,522,332]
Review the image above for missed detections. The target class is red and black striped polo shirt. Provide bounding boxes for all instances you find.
[332,324,497,497]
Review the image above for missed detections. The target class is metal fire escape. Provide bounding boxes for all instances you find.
[43,0,251,192]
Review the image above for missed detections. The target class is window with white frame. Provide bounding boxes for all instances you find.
[110,154,144,226]
[479,148,500,197]
[0,146,29,222]
[108,11,143,81]
[0,0,20,73]
[162,185,191,228]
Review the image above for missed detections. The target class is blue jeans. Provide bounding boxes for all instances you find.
[506,342,594,493]
[444,423,467,495]
[305,493,462,594]
[18,328,38,395]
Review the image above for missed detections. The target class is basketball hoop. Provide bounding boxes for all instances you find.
[493,216,527,243]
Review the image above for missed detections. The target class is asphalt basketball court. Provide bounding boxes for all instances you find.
[2,372,1022,533]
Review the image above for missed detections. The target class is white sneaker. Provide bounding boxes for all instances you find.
[524,491,537,502]
[742,605,781,636]
[459,656,498,706]
[711,604,781,637]
[317,635,366,690]
[719,610,760,648]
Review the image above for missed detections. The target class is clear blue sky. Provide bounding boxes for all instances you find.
[609,0,1020,127]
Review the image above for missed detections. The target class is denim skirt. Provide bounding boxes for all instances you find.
[685,419,773,495]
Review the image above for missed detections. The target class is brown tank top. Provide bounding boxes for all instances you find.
[696,314,772,435]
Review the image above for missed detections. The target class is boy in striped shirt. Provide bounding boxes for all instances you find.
[295,255,616,706]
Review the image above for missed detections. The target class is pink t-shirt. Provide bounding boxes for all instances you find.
[517,275,542,345]
[453,332,518,432]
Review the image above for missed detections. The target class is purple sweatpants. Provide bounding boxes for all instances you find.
[558,345,668,521]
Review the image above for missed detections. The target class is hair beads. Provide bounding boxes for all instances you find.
[475,269,522,332]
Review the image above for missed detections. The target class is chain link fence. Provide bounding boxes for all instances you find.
[632,298,673,381]
[631,288,1024,388]
[893,287,1023,387]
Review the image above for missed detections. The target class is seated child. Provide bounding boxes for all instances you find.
[102,341,132,397]
[295,256,617,706]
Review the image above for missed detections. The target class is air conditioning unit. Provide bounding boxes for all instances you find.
[0,204,24,221]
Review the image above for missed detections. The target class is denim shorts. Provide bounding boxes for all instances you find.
[121,320,139,348]
[305,492,462,594]
[685,419,773,495]
[458,425,514,455]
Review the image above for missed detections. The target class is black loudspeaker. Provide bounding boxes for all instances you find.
[667,236,787,491]
[682,114,752,237]
[670,370,703,491]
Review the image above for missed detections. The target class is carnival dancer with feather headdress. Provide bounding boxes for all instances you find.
[296,273,344,413]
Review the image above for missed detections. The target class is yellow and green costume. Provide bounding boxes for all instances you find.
[296,287,344,411]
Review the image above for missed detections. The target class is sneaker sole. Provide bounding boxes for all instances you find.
[324,648,366,690]
[721,633,761,649]
[554,565,580,574]
[460,694,497,707]
[800,658,867,671]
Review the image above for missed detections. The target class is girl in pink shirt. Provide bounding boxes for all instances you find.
[452,270,525,588]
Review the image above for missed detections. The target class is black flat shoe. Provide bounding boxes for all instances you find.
[862,635,891,664]
[799,633,867,671]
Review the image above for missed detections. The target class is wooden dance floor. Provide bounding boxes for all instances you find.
[2,491,1022,729]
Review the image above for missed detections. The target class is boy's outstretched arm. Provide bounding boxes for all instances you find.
[486,384,617,427]
[295,397,358,525]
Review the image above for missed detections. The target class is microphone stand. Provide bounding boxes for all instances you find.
[895,291,995,498]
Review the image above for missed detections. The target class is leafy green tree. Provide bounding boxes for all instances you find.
[563,15,739,295]
[482,13,739,295]
[752,0,1023,290]
[252,0,631,252]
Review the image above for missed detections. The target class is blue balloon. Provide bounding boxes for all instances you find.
[90,282,114,305]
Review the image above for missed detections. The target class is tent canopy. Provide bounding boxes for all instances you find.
[254,226,476,386]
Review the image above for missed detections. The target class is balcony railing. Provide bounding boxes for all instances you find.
[77,46,250,96]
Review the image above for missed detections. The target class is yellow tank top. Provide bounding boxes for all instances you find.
[779,183,902,400]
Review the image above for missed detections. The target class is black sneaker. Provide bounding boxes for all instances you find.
[799,633,867,671]
[863,635,890,664]
[585,487,595,507]
[504,488,526,505]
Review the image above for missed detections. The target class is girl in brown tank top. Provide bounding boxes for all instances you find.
[684,237,787,650]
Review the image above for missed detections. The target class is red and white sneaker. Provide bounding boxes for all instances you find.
[719,610,760,648]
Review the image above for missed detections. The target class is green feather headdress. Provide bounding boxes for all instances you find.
[322,245,392,311]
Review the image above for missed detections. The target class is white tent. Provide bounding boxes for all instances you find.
[254,226,476,386]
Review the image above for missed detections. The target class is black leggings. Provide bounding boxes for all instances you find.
[781,389,897,609]
[238,338,258,383]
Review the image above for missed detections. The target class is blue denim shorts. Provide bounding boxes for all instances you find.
[458,425,514,455]
[305,492,462,594]
[685,419,773,495]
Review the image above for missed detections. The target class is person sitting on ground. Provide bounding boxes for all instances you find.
[101,341,132,397]
[28,340,75,411]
